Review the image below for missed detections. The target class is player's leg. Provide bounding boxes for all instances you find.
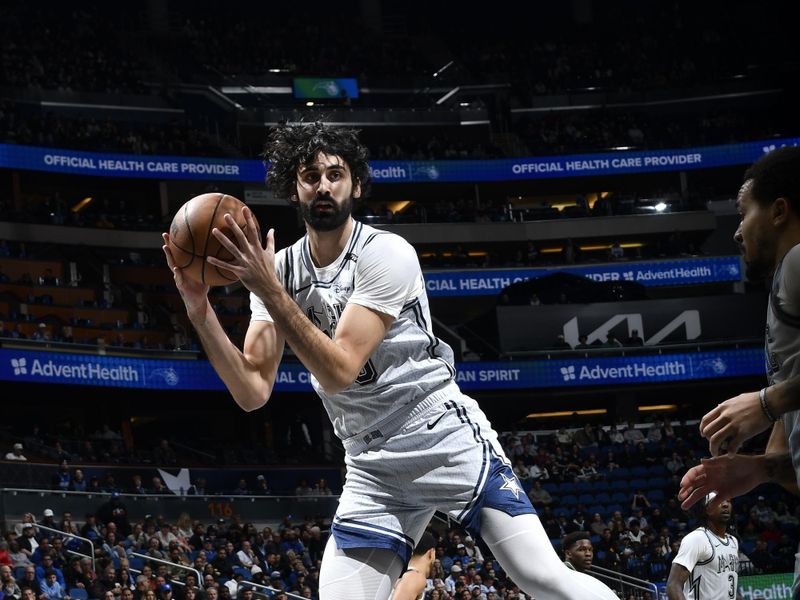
[318,536,404,600]
[481,508,618,600]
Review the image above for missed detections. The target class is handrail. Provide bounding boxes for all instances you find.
[34,523,96,572]
[589,564,659,596]
[0,488,340,500]
[239,578,307,600]
[129,552,202,587]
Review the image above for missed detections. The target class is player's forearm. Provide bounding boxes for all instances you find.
[766,375,800,417]
[261,286,361,394]
[190,303,272,410]
[764,451,796,489]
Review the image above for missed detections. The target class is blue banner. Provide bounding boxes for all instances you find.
[425,256,742,296]
[1,137,797,182]
[0,347,764,391]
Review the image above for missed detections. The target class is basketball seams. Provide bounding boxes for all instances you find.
[200,193,226,284]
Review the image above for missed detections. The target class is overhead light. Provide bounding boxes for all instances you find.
[305,101,315,107]
[71,197,93,212]
[638,404,677,412]
[526,408,608,419]
[654,202,667,212]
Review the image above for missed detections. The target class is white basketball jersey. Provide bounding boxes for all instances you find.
[250,220,455,441]
[673,528,739,600]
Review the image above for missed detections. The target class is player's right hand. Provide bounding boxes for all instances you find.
[678,454,765,510]
[699,391,771,456]
[162,232,210,321]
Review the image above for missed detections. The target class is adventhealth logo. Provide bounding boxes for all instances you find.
[9,357,139,382]
[559,360,686,382]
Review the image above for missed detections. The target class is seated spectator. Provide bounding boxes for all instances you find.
[254,475,271,496]
[39,570,67,600]
[623,422,645,445]
[665,452,684,475]
[69,470,87,492]
[602,332,623,348]
[625,329,644,346]
[0,565,22,600]
[5,443,27,461]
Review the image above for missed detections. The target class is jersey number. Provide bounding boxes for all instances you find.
[728,574,735,598]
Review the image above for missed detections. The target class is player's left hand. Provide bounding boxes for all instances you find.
[678,454,764,511]
[207,206,279,298]
[699,391,771,456]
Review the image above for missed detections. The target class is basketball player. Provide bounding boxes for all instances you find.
[162,122,617,600]
[666,494,741,600]
[562,531,594,573]
[389,531,436,600]
[678,147,800,593]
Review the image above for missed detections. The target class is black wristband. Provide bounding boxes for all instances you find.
[760,387,778,423]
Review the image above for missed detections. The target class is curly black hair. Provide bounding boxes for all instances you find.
[743,146,800,213]
[262,121,371,201]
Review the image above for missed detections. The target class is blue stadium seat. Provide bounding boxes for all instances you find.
[611,492,628,503]
[647,464,668,476]
[609,467,630,480]
[588,504,605,517]
[542,482,559,494]
[70,590,89,600]
[558,482,577,494]
[631,466,648,478]
[648,476,668,489]
[554,507,570,518]
[129,556,145,570]
[578,493,595,505]
[591,480,611,493]
[648,489,665,502]
[595,493,611,504]
[575,481,593,493]
[606,503,623,515]
[630,478,648,490]
[561,494,578,506]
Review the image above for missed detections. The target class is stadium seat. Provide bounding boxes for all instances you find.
[648,477,669,489]
[576,481,593,493]
[70,589,89,600]
[591,480,611,493]
[606,503,623,515]
[630,478,648,490]
[561,494,578,506]
[611,492,628,503]
[588,504,605,517]
[648,490,665,502]
[558,482,577,494]
[595,493,611,504]
[542,482,559,494]
[631,466,649,478]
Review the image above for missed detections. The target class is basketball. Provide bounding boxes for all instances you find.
[167,193,258,287]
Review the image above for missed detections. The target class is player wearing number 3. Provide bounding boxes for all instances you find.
[666,493,741,600]
[163,122,617,600]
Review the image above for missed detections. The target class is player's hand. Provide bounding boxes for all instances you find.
[162,232,210,321]
[699,391,771,456]
[678,454,765,511]
[207,206,279,299]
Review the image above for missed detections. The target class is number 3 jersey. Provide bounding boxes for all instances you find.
[672,527,739,600]
[250,220,456,443]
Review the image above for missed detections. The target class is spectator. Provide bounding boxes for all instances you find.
[69,470,87,492]
[625,330,644,346]
[602,332,623,348]
[623,422,645,445]
[562,532,593,573]
[5,443,27,461]
[0,565,22,600]
[39,570,67,600]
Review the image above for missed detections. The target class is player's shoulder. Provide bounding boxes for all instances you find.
[681,528,710,546]
[356,223,416,258]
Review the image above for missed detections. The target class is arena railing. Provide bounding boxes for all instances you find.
[0,488,340,530]
[588,564,659,599]
[239,578,306,600]
[128,552,202,591]
[32,522,96,572]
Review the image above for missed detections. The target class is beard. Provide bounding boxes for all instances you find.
[300,194,353,232]
[742,235,776,282]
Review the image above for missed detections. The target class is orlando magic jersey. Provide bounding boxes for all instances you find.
[250,220,455,443]
[673,528,739,600]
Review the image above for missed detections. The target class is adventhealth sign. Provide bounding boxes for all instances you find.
[1,347,764,392]
[1,137,797,182]
[424,256,742,297]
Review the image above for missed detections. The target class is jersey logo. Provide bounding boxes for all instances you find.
[499,473,522,500]
[355,359,377,385]
[427,411,447,430]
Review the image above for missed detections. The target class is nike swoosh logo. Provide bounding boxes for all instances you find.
[427,411,447,430]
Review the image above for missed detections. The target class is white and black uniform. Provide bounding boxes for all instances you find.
[250,221,535,562]
[764,242,800,594]
[672,528,739,600]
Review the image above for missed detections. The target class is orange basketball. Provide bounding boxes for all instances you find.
[168,193,258,287]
